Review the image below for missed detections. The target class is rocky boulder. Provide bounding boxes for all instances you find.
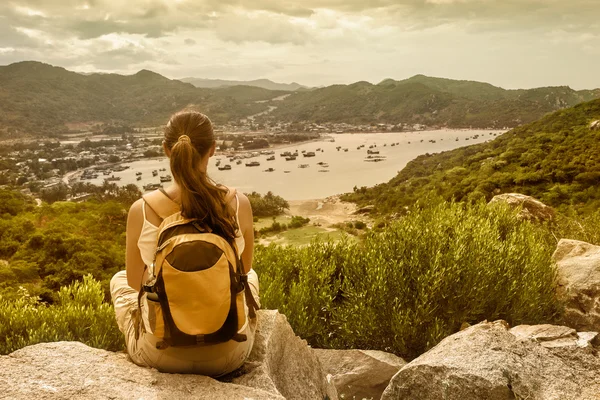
[314,348,406,400]
[488,193,555,222]
[510,324,599,349]
[381,320,600,400]
[553,239,600,332]
[0,310,337,400]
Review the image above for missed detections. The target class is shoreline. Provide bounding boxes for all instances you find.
[0,127,506,145]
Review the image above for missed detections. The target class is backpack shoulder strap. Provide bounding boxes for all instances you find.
[142,189,180,220]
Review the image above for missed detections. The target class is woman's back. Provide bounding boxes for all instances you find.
[110,111,259,377]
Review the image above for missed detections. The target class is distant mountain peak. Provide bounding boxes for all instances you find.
[180,77,308,91]
[133,69,168,81]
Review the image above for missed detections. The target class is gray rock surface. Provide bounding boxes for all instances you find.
[510,324,599,349]
[0,310,337,400]
[590,120,600,130]
[314,348,406,400]
[228,310,338,400]
[553,239,600,332]
[488,193,555,222]
[381,320,600,400]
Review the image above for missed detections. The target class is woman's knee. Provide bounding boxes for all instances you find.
[110,270,138,305]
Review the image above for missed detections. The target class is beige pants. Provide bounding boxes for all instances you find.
[110,270,260,377]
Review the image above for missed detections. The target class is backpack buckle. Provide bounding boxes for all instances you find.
[142,284,155,293]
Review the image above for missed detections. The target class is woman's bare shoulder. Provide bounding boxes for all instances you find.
[129,198,144,214]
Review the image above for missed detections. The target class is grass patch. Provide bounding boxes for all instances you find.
[278,226,348,246]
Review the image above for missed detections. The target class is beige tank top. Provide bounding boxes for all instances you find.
[136,193,245,267]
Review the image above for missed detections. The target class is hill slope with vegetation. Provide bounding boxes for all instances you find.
[271,75,600,128]
[3,62,599,137]
[343,98,600,214]
[0,61,285,137]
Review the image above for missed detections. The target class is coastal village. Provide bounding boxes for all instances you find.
[0,119,501,203]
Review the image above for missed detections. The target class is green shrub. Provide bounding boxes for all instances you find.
[288,216,310,229]
[0,275,123,355]
[254,200,560,359]
[353,221,367,230]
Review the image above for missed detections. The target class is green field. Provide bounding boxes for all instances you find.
[254,216,351,246]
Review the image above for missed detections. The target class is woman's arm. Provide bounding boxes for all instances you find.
[126,199,146,291]
[237,193,254,274]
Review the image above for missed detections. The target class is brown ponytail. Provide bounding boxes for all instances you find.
[164,111,237,242]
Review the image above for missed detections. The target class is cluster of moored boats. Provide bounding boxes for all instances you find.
[80,165,131,181]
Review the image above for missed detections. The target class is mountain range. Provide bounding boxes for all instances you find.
[269,75,600,128]
[0,61,599,137]
[180,77,307,91]
[0,61,283,137]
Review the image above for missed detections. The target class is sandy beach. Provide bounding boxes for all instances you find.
[286,195,364,227]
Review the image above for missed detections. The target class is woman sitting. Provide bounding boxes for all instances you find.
[110,111,259,376]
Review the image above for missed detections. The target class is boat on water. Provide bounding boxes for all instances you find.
[152,170,158,176]
[135,172,142,176]
[103,171,111,175]
[318,169,329,172]
[136,176,142,181]
[367,149,380,155]
[343,148,349,152]
[160,175,172,182]
[236,160,242,165]
[285,156,297,161]
[266,156,275,161]
[218,164,232,171]
[216,160,221,167]
[159,168,167,171]
[143,183,163,191]
[105,175,121,181]
[298,164,309,168]
[303,152,316,157]
[246,161,260,167]
[284,170,291,173]
[263,168,275,172]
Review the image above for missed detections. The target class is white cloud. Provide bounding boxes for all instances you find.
[0,0,598,90]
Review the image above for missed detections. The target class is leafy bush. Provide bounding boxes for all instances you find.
[257,216,310,237]
[288,216,310,229]
[0,275,123,355]
[254,200,560,359]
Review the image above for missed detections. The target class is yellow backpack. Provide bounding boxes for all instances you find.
[137,188,258,349]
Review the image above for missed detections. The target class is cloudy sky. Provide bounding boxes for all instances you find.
[0,0,598,89]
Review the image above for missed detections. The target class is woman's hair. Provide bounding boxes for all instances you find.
[163,111,237,242]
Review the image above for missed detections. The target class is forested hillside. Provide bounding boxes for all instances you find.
[343,99,600,214]
[271,75,600,128]
[2,62,599,137]
[0,62,284,137]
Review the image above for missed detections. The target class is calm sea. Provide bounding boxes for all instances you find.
[84,130,503,200]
